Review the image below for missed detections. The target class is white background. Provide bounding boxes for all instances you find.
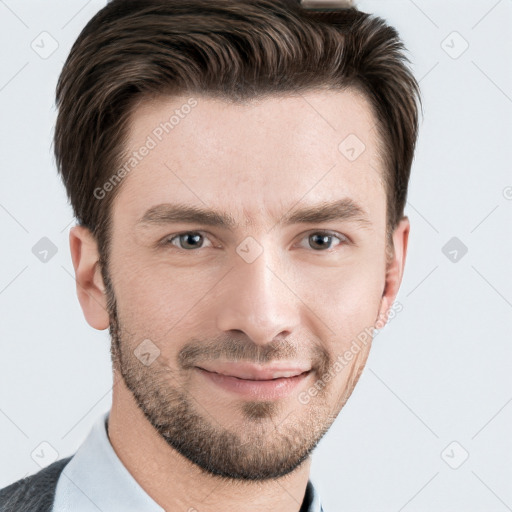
[0,1,511,510]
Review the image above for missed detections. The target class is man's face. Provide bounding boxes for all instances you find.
[104,89,393,480]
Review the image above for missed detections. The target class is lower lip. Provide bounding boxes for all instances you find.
[196,368,311,400]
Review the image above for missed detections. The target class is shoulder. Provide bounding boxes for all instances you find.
[0,456,73,512]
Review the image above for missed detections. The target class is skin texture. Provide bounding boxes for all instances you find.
[70,88,409,512]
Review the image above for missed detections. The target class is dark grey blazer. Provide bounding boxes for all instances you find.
[0,457,72,512]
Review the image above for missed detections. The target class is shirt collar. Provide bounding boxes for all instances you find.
[53,410,324,511]
[53,410,164,512]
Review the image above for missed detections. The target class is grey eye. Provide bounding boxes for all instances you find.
[303,231,345,251]
[168,232,210,250]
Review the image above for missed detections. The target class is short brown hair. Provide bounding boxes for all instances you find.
[54,0,421,263]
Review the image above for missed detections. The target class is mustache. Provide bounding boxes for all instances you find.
[178,334,329,372]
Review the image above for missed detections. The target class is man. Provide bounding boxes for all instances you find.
[0,0,420,510]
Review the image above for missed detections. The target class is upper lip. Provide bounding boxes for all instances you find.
[196,362,311,380]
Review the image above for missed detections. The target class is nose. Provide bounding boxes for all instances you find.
[215,243,301,346]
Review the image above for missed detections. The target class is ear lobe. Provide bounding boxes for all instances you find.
[377,216,410,326]
[69,225,110,330]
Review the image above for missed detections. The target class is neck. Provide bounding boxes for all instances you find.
[108,371,312,512]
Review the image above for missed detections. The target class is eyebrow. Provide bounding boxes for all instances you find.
[137,198,373,230]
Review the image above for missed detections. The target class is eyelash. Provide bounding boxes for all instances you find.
[162,230,350,252]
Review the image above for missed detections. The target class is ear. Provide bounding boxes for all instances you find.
[376,216,410,327]
[69,225,110,330]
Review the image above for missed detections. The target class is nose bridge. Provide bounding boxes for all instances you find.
[216,239,300,345]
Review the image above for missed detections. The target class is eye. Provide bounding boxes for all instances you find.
[164,231,213,250]
[299,231,348,251]
[162,230,348,252]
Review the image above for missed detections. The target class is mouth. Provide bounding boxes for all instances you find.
[197,368,311,380]
[195,366,312,400]
[195,362,312,381]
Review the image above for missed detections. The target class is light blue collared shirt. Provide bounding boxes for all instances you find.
[52,410,324,511]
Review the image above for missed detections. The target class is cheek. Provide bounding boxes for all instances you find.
[291,258,384,349]
[112,258,219,339]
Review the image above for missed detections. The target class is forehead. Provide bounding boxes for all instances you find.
[113,88,385,230]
